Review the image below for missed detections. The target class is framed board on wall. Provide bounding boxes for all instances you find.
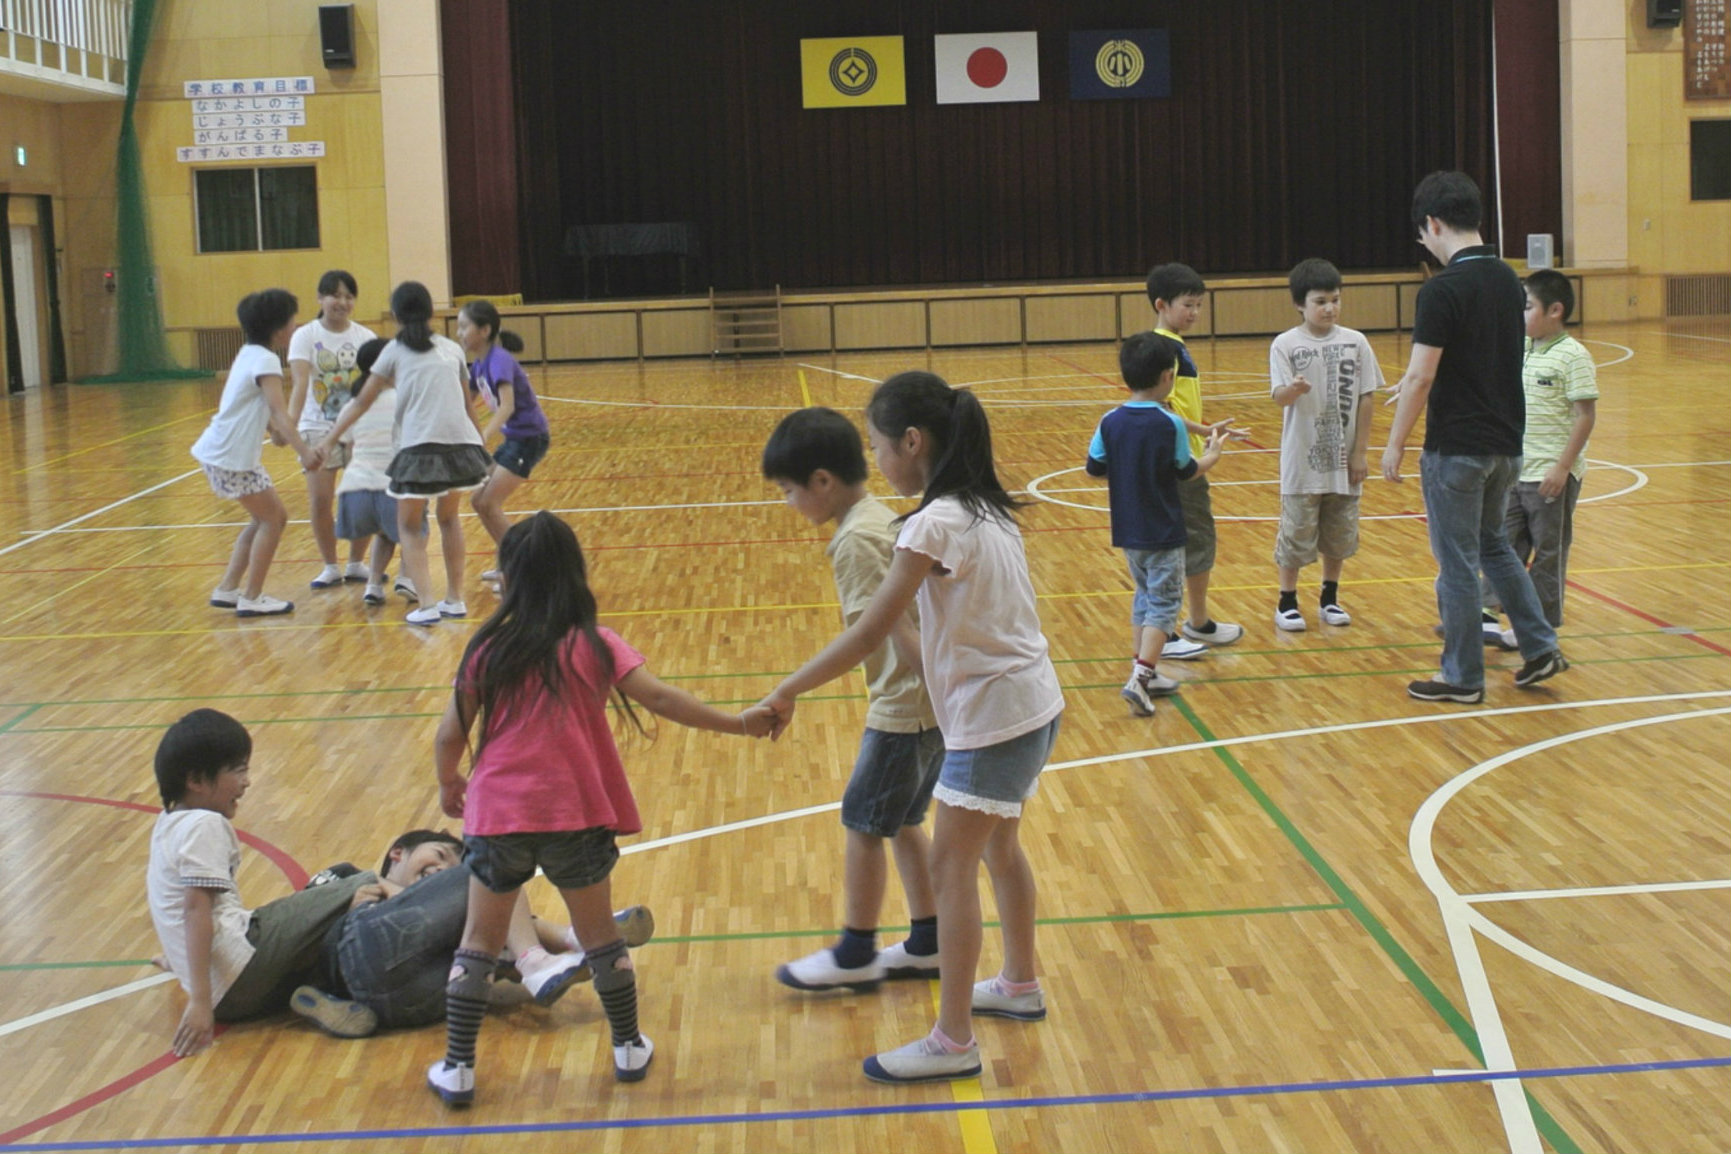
[1687,0,1729,99]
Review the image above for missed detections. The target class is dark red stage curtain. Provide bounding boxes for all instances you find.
[1493,1,1564,261]
[440,0,520,297]
[508,0,1502,299]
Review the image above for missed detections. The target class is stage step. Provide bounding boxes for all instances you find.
[711,287,784,356]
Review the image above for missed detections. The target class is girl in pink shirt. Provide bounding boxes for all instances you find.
[425,511,775,1106]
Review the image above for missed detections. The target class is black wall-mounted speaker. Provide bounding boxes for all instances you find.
[1647,0,1682,29]
[319,4,356,69]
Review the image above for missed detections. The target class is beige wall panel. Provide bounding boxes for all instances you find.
[1211,287,1295,336]
[781,304,832,352]
[506,317,545,362]
[1340,285,1398,331]
[641,309,711,357]
[1025,295,1115,343]
[930,298,1021,346]
[1581,274,1636,322]
[834,301,925,350]
[545,312,637,360]
[1119,290,1212,337]
[1398,283,1423,326]
[0,94,65,195]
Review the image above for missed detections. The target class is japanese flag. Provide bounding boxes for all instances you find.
[934,32,1040,104]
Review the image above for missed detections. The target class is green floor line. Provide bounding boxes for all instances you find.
[0,959,154,972]
[1171,696,1582,1154]
[646,903,1348,946]
[0,703,41,734]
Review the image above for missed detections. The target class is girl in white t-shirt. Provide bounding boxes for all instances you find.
[286,270,379,590]
[322,281,489,626]
[189,289,324,618]
[761,372,1065,1085]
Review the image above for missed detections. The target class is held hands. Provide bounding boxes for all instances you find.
[753,691,797,741]
[438,773,468,819]
[172,1000,216,1058]
[297,442,326,472]
[738,704,780,738]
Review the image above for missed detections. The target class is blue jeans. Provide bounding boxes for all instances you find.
[330,863,473,1029]
[1420,451,1558,689]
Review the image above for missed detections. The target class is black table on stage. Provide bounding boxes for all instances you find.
[564,223,701,297]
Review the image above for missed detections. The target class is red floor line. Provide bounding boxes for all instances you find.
[1564,581,1731,658]
[0,792,310,1144]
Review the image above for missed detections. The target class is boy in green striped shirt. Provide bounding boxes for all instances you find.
[1482,269,1598,638]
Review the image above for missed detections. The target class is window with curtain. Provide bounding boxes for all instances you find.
[195,166,320,252]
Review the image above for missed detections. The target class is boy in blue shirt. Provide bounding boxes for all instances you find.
[1087,333,1229,716]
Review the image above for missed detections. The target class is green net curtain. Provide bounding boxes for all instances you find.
[81,0,207,382]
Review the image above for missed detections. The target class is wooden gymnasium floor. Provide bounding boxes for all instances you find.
[1,318,1728,1154]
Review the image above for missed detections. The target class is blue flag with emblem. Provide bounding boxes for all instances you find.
[1069,30,1170,100]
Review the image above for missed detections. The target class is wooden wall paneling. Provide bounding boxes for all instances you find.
[641,308,711,358]
[833,301,927,351]
[781,304,834,353]
[1025,294,1117,343]
[929,298,1022,347]
[544,311,639,360]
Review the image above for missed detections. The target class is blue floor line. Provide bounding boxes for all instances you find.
[10,1053,1731,1150]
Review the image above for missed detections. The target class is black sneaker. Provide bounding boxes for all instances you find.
[1514,650,1568,688]
[1407,679,1484,704]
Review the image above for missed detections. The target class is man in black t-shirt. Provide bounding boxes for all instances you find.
[1381,171,1568,703]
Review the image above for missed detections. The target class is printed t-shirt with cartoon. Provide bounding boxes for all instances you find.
[1268,324,1385,496]
[288,318,379,438]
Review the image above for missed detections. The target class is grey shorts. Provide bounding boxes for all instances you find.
[465,829,618,892]
[213,870,377,1022]
[932,715,1061,820]
[1124,545,1185,632]
[841,726,945,838]
[335,489,424,544]
[1177,473,1216,576]
[1275,493,1360,569]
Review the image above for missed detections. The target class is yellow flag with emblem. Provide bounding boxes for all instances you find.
[800,36,906,108]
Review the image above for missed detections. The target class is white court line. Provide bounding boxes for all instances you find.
[0,469,200,558]
[1463,878,1731,904]
[1643,330,1731,345]
[0,972,175,1038]
[1581,340,1635,368]
[1410,707,1731,1154]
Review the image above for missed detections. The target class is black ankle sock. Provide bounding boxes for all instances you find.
[1278,591,1299,613]
[1190,619,1216,635]
[905,915,938,957]
[1320,581,1339,608]
[833,926,878,969]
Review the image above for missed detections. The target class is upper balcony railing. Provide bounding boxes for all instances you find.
[0,0,130,99]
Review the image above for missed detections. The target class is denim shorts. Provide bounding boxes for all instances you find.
[1177,473,1216,576]
[932,715,1061,819]
[493,434,550,479]
[465,828,618,892]
[1124,546,1185,631]
[841,726,945,838]
[335,489,424,543]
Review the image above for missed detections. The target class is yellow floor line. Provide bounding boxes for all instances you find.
[798,368,813,408]
[929,984,998,1154]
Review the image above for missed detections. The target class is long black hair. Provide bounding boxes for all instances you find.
[456,511,640,756]
[389,280,435,352]
[866,370,1024,524]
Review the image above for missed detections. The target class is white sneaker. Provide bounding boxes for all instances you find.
[480,569,502,583]
[362,583,386,605]
[776,946,884,992]
[877,940,939,979]
[1161,636,1208,660]
[236,594,293,617]
[519,951,588,1007]
[614,1033,654,1082]
[209,587,240,608]
[406,606,442,626]
[436,599,467,618]
[1181,619,1244,645]
[426,1060,474,1106]
[1320,603,1353,627]
[395,576,419,602]
[1275,606,1306,631]
[1121,671,1156,717]
[1499,628,1517,650]
[310,564,344,589]
[863,1033,981,1084]
[971,976,1047,1021]
[343,561,370,582]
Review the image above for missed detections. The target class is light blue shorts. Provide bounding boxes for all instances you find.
[932,715,1061,819]
[1124,546,1185,631]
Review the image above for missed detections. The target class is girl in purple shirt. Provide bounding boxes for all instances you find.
[456,300,551,582]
